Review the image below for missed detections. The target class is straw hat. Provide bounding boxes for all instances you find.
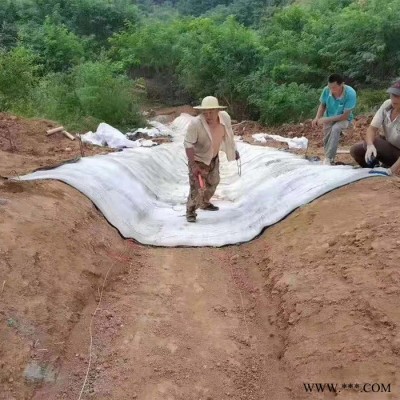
[193,96,227,110]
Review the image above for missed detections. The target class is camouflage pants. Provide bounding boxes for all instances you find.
[186,156,220,217]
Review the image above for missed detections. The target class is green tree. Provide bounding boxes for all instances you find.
[0,1,20,49]
[205,0,274,27]
[176,0,232,16]
[73,60,143,128]
[32,0,140,44]
[245,78,319,125]
[109,19,184,72]
[317,5,386,83]
[176,17,264,115]
[0,46,38,111]
[67,0,139,43]
[19,17,85,72]
[259,6,326,87]
[30,59,144,130]
[30,72,80,123]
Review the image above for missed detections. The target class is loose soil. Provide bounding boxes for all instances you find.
[1,111,399,400]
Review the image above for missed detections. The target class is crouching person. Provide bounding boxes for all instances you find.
[312,74,357,165]
[184,96,240,223]
[350,80,400,175]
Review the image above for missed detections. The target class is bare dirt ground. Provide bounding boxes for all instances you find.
[1,111,400,400]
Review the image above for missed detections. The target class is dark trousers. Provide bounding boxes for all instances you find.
[186,156,220,217]
[350,136,400,168]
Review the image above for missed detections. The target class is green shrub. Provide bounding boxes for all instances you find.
[73,61,144,129]
[19,17,85,73]
[30,72,81,123]
[356,89,389,115]
[29,60,144,131]
[0,46,38,111]
[248,82,319,125]
[176,17,264,112]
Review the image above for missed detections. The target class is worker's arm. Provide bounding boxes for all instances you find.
[365,103,385,166]
[318,109,352,125]
[185,146,195,163]
[363,125,378,165]
[365,125,378,145]
[221,110,240,160]
[184,121,202,176]
[312,103,326,127]
[185,148,201,176]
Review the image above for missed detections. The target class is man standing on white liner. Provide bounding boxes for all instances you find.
[184,96,240,223]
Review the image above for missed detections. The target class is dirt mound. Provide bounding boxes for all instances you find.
[0,179,135,400]
[248,178,400,398]
[0,113,112,177]
[270,115,371,147]
[151,105,197,124]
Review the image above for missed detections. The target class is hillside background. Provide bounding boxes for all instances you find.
[0,0,399,130]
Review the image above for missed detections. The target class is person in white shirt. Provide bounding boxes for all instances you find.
[184,96,240,223]
[350,80,400,176]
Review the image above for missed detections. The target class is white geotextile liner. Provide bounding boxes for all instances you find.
[80,122,161,148]
[253,133,308,149]
[20,115,374,247]
[129,120,174,138]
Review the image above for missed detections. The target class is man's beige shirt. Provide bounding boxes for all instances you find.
[371,99,400,149]
[184,111,237,165]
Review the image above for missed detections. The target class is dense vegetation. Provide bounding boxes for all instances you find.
[0,0,398,130]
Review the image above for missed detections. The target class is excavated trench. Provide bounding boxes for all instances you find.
[1,176,400,400]
[1,113,400,399]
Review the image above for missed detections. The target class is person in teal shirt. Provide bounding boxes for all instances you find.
[312,74,357,165]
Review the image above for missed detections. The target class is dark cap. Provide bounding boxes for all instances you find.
[387,80,400,96]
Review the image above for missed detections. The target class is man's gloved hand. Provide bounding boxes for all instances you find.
[368,167,392,176]
[235,150,240,160]
[365,144,377,164]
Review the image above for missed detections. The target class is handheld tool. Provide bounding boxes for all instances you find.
[237,159,242,177]
[198,174,205,189]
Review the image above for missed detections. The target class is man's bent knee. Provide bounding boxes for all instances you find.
[350,143,359,158]
[331,125,344,136]
[350,142,367,167]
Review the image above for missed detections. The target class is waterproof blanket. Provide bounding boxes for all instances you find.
[20,114,375,247]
